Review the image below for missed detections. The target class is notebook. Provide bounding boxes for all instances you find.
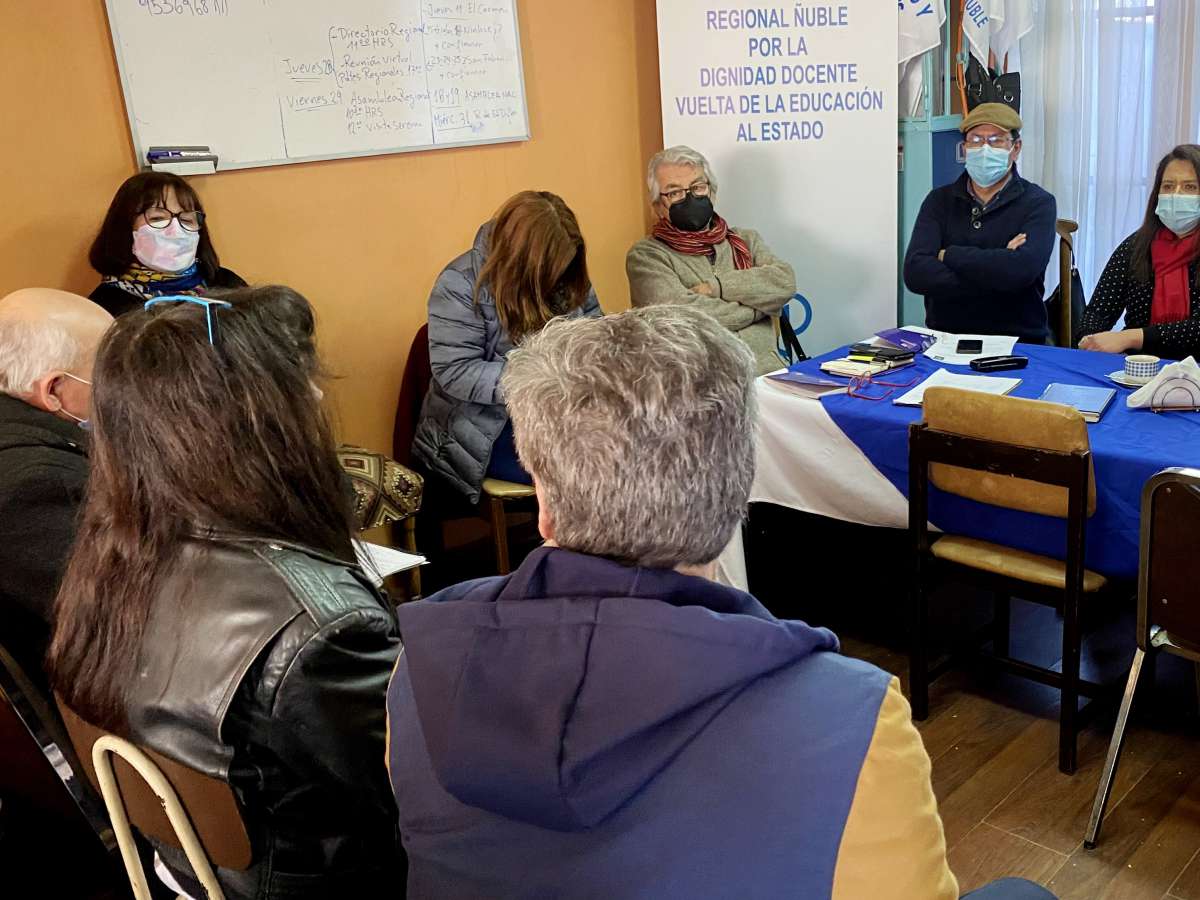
[766,369,848,398]
[820,357,915,378]
[1037,383,1117,423]
[875,327,937,352]
[893,368,1022,407]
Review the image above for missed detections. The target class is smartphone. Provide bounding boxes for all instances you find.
[956,339,984,354]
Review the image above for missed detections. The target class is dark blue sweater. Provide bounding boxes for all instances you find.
[903,171,1057,342]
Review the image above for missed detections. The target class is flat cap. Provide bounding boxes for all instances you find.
[960,102,1022,134]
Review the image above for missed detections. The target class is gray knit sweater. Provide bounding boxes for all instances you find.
[625,227,796,375]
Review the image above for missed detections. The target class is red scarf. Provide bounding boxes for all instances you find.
[1150,226,1199,324]
[652,214,753,270]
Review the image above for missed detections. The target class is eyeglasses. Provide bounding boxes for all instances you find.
[660,181,711,205]
[143,295,233,347]
[142,206,206,232]
[964,134,1015,150]
[846,372,920,401]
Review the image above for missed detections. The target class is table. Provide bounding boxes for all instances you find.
[716,343,1200,590]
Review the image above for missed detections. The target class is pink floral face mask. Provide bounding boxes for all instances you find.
[132,222,199,273]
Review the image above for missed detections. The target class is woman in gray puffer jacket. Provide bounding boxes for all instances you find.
[413,191,601,503]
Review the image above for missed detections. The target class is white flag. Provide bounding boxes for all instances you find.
[962,0,1002,65]
[899,0,947,65]
[990,0,1035,66]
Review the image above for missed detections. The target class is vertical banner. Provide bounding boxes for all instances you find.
[656,2,898,353]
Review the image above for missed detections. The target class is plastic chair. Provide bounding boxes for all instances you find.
[909,387,1120,774]
[1084,467,1200,847]
[395,323,536,575]
[57,702,252,900]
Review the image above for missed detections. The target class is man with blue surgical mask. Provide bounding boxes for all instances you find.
[0,288,111,680]
[903,102,1058,343]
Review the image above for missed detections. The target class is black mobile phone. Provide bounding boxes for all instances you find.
[956,339,984,354]
[969,355,1029,372]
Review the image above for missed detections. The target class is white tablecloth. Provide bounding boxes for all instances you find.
[715,375,909,591]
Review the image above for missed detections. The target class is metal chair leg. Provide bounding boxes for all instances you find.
[1084,646,1149,849]
[489,496,511,575]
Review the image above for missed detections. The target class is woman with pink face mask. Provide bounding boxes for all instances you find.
[87,173,245,317]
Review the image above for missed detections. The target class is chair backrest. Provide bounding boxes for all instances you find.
[1139,468,1200,653]
[393,323,432,466]
[921,387,1096,518]
[56,701,253,872]
[1053,218,1080,347]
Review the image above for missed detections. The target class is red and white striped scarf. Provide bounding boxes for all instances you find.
[652,214,753,270]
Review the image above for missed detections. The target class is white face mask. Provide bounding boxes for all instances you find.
[132,222,200,273]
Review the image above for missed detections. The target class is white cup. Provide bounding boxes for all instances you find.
[1124,354,1161,383]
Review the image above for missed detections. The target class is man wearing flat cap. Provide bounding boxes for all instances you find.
[903,102,1057,343]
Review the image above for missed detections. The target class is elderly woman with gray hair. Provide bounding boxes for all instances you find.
[380,306,1057,900]
[626,145,798,375]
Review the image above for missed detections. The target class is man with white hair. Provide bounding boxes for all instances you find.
[0,288,111,676]
[626,145,798,374]
[385,307,1055,899]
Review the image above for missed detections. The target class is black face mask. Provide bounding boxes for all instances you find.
[668,194,714,232]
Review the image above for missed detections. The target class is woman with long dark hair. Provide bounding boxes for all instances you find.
[412,190,601,504]
[46,286,402,899]
[1080,144,1200,358]
[88,172,246,318]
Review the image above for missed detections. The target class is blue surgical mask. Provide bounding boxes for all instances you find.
[965,145,1013,189]
[1156,193,1200,237]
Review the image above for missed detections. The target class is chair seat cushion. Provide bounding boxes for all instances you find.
[481,478,537,500]
[337,445,424,531]
[930,535,1107,593]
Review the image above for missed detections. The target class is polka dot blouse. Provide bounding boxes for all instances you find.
[1080,233,1200,359]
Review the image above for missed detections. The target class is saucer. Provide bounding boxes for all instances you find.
[1108,370,1154,388]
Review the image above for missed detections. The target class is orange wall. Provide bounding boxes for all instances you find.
[0,0,663,454]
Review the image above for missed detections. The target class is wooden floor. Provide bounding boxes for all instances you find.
[841,628,1200,900]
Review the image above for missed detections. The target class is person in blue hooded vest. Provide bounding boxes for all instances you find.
[904,102,1057,344]
[386,305,1056,900]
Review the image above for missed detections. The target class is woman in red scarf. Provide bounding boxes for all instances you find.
[1080,145,1200,359]
[625,146,797,375]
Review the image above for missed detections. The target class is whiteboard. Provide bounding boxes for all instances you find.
[104,0,530,171]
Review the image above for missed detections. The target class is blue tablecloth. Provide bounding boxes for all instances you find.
[786,344,1200,581]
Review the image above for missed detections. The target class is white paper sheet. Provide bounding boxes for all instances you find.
[354,540,426,587]
[923,331,1018,365]
[893,367,1022,407]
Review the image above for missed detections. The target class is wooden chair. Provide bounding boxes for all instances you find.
[394,323,536,575]
[1085,467,1200,847]
[57,702,252,900]
[909,387,1117,774]
[1050,219,1080,347]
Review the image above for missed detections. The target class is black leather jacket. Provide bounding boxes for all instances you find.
[128,533,404,899]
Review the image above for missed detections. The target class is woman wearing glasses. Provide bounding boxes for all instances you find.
[87,172,245,317]
[1079,144,1200,359]
[412,190,601,504]
[626,145,797,375]
[47,288,403,899]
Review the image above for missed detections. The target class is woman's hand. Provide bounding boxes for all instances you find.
[1078,329,1144,353]
[1007,233,1028,251]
